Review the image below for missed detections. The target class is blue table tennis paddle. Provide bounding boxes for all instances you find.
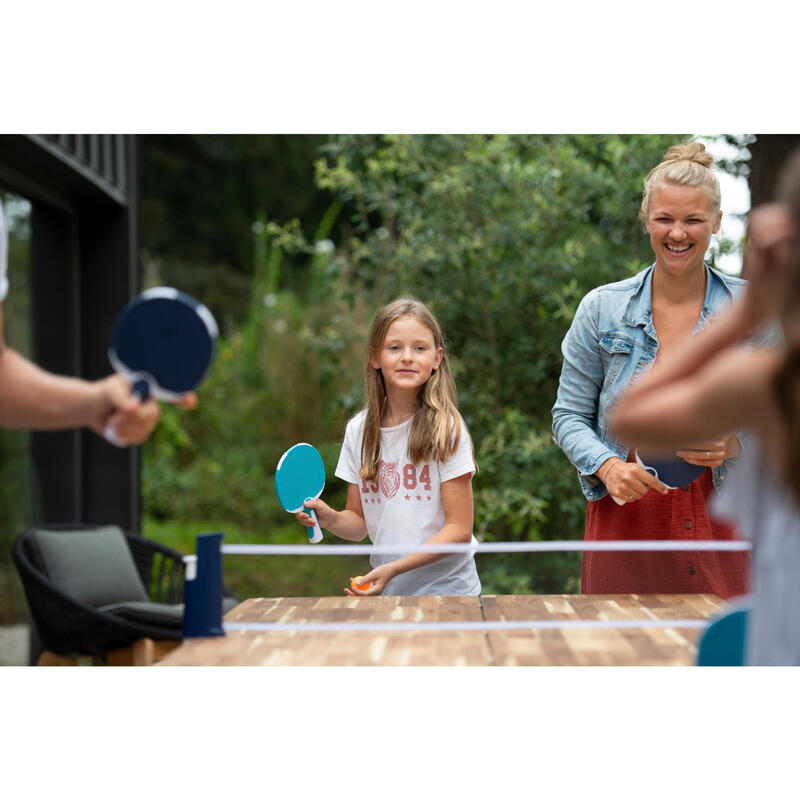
[105,286,218,445]
[275,443,325,543]
[611,450,706,505]
[635,450,706,490]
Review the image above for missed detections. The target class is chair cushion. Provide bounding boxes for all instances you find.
[32,526,149,607]
[99,601,184,627]
[98,596,238,626]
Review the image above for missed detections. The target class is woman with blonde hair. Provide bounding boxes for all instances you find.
[552,141,751,598]
[610,151,800,663]
[295,297,481,596]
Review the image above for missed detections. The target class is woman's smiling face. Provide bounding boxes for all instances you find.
[646,182,722,279]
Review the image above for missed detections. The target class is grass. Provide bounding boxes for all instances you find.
[142,515,372,601]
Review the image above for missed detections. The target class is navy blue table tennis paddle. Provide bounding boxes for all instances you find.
[105,286,218,444]
[635,450,706,490]
[275,443,325,543]
[611,450,706,505]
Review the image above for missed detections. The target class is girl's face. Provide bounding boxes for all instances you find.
[370,315,443,395]
[646,182,721,280]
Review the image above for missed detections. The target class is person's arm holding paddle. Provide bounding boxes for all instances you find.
[0,201,197,443]
[0,304,196,443]
[553,290,668,504]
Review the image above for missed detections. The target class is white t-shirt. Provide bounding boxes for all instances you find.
[335,409,482,596]
[0,198,8,302]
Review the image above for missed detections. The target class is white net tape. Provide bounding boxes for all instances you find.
[221,540,751,556]
[224,618,711,633]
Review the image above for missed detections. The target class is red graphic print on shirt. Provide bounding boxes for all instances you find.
[379,460,401,500]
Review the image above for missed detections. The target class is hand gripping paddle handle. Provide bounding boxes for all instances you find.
[103,378,152,447]
[610,460,660,504]
[305,499,323,544]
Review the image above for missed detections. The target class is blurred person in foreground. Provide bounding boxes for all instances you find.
[0,197,196,445]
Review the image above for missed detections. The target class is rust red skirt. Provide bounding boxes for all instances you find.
[583,466,749,600]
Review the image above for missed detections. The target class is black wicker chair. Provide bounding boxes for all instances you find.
[12,523,236,665]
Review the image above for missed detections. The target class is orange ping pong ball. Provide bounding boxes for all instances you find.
[351,577,373,591]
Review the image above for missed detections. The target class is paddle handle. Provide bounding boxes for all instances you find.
[131,378,151,402]
[305,503,323,544]
[103,423,126,447]
[103,378,152,447]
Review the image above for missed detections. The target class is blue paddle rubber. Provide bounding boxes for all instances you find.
[275,443,325,544]
[105,286,218,448]
[611,450,707,505]
[108,286,218,402]
[697,603,750,666]
[635,450,706,490]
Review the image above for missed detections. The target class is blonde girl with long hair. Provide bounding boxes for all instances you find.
[295,297,481,596]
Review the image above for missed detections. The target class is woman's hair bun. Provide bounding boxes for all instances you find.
[662,141,713,169]
[640,140,720,221]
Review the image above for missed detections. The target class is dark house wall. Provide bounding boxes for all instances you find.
[0,134,141,532]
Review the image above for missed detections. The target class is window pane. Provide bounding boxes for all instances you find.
[0,190,38,626]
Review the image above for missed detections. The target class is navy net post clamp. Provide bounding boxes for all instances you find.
[183,531,225,638]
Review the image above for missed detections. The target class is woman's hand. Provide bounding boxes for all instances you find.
[600,458,669,503]
[295,498,337,531]
[675,434,740,468]
[343,564,393,596]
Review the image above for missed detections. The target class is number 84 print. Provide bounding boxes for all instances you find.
[362,461,432,500]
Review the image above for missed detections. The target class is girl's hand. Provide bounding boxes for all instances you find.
[675,434,740,468]
[343,565,393,596]
[294,497,336,531]
[602,459,669,503]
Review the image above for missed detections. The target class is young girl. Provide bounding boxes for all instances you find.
[295,297,481,597]
[609,149,800,665]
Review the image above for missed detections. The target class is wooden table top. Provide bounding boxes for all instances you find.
[481,593,722,666]
[156,593,723,667]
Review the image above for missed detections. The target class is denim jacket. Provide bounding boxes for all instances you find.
[552,263,748,501]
